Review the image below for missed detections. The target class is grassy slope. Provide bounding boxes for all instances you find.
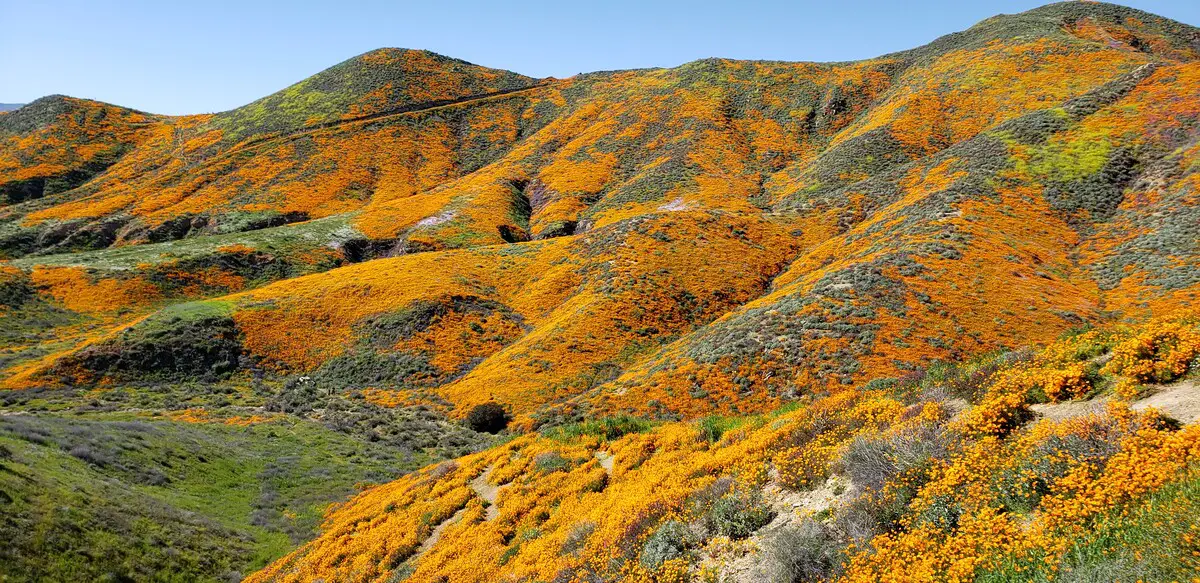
[0,412,485,582]
[8,214,357,270]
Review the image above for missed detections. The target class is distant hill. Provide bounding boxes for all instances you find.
[1,2,1199,582]
[0,103,22,112]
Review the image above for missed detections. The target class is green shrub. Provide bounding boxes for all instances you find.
[765,519,842,583]
[266,377,322,414]
[466,402,510,434]
[0,270,33,308]
[841,423,947,493]
[533,451,569,474]
[993,420,1122,514]
[705,487,775,539]
[542,415,654,441]
[640,520,691,569]
[311,349,437,390]
[978,474,1200,582]
[913,493,963,532]
[697,415,740,443]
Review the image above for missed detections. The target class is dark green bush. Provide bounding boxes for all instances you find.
[49,302,242,384]
[0,270,33,308]
[466,402,510,434]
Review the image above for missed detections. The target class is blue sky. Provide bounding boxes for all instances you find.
[2,0,1197,115]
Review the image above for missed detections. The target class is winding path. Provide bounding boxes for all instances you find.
[594,450,614,475]
[470,465,505,521]
[1031,379,1200,424]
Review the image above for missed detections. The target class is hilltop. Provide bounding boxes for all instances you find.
[1,2,1199,582]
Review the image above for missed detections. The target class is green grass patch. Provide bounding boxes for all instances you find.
[0,412,418,582]
[542,415,657,442]
[697,415,745,443]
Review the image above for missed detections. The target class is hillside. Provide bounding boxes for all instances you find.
[1,2,1199,581]
[246,311,1200,583]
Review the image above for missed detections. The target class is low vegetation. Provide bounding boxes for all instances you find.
[0,414,433,582]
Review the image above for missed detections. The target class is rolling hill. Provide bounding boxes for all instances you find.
[1,2,1199,582]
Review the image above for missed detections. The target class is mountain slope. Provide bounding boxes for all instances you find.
[0,50,540,259]
[0,96,158,206]
[206,48,538,144]
[6,2,1197,427]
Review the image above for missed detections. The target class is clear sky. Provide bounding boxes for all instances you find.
[2,0,1197,115]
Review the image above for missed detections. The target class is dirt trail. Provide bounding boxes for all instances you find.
[405,379,1199,572]
[1131,380,1199,424]
[594,450,614,475]
[413,506,466,560]
[1032,397,1112,421]
[1033,379,1199,424]
[220,83,549,159]
[410,464,505,565]
[470,465,505,521]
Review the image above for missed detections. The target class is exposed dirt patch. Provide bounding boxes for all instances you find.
[413,464,506,563]
[416,210,455,228]
[594,450,614,475]
[470,465,506,521]
[944,397,970,421]
[1032,396,1112,421]
[414,506,466,560]
[702,475,854,583]
[1032,379,1200,424]
[1131,380,1200,424]
[658,197,689,212]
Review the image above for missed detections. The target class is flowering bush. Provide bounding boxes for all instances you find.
[1104,320,1200,384]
